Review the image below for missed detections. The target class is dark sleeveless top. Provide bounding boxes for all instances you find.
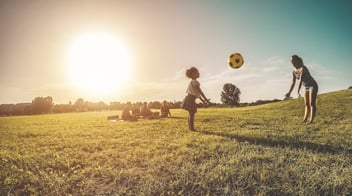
[293,65,317,87]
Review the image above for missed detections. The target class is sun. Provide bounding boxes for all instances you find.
[66,32,132,96]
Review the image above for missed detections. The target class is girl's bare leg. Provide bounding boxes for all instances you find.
[188,112,195,131]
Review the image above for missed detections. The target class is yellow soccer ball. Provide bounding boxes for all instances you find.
[228,53,244,69]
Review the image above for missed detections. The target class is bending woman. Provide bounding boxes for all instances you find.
[285,55,318,124]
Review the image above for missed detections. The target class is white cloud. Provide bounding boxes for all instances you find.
[308,62,334,79]
[263,56,285,66]
[261,56,287,73]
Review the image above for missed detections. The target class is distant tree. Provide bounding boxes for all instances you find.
[86,101,108,111]
[110,102,124,110]
[349,86,352,90]
[0,104,15,116]
[13,103,32,115]
[149,101,161,109]
[173,101,183,109]
[52,103,74,113]
[32,96,54,114]
[221,83,241,107]
[74,98,87,112]
[97,101,108,111]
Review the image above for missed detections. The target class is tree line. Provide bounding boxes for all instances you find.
[0,96,185,116]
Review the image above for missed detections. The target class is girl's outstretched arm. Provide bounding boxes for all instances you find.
[195,85,210,104]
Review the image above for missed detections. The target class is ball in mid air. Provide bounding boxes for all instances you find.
[228,53,244,69]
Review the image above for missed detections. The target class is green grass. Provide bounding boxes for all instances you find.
[1,90,351,195]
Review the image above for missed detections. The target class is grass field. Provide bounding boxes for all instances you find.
[1,90,351,195]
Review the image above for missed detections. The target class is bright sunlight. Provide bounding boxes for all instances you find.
[67,32,132,96]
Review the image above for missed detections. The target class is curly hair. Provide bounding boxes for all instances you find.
[185,67,199,79]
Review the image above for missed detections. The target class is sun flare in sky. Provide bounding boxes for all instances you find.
[66,32,132,97]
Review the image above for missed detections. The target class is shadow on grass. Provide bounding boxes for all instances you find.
[201,130,352,155]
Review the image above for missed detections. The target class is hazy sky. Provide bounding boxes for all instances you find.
[1,0,351,104]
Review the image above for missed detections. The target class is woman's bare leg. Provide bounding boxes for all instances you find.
[303,91,310,122]
[309,89,318,123]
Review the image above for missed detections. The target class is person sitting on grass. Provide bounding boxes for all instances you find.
[131,103,141,117]
[160,101,172,118]
[121,102,138,121]
[140,102,159,119]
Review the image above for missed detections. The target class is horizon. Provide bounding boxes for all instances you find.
[2,88,350,106]
[1,0,351,105]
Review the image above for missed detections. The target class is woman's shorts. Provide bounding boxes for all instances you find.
[304,83,318,94]
[305,86,315,92]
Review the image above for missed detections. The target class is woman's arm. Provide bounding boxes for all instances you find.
[286,72,296,97]
[297,71,303,97]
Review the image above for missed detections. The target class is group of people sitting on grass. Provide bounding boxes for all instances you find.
[121,101,172,121]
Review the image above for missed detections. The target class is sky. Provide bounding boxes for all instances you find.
[0,0,351,104]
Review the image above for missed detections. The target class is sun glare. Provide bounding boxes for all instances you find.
[67,32,132,96]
